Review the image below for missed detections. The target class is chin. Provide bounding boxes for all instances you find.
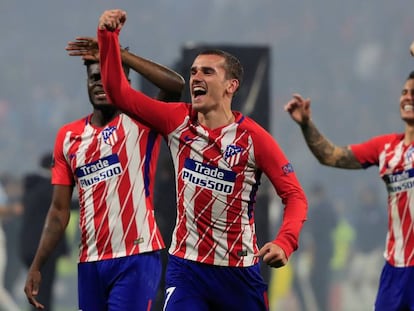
[93,103,117,113]
[401,115,414,124]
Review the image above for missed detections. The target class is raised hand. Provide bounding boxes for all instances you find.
[284,93,312,126]
[98,9,127,31]
[65,37,99,61]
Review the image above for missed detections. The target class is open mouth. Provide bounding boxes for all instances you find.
[403,104,414,112]
[94,90,107,101]
[192,86,206,99]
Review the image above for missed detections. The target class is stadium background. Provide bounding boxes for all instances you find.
[0,1,412,310]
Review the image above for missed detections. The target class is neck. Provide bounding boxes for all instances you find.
[198,109,235,130]
[91,109,120,127]
[405,124,414,144]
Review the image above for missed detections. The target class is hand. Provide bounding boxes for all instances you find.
[255,242,288,268]
[98,9,127,31]
[66,37,99,61]
[24,270,45,309]
[284,93,312,126]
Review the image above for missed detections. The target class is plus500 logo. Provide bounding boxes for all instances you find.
[76,154,122,188]
[181,158,235,194]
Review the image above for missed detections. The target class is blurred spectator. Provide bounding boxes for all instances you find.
[293,183,338,311]
[0,176,21,311]
[329,200,355,311]
[0,173,24,298]
[19,152,70,311]
[342,187,387,311]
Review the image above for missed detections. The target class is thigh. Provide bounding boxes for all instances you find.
[375,262,408,311]
[163,286,209,311]
[107,252,162,311]
[164,255,209,311]
[209,264,269,311]
[78,262,106,311]
[165,255,268,311]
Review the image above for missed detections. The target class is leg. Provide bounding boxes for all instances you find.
[107,252,162,311]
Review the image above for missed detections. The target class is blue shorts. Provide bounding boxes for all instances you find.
[375,261,414,311]
[78,252,161,311]
[163,255,268,311]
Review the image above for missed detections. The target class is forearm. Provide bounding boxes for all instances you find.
[30,207,69,270]
[274,190,307,257]
[120,49,184,95]
[98,28,175,131]
[300,120,361,169]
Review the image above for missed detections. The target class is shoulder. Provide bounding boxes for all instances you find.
[56,116,89,135]
[59,116,89,130]
[366,133,403,146]
[237,114,273,140]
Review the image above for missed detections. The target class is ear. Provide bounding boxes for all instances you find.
[227,79,240,95]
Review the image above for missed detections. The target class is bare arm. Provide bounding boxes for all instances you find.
[120,49,184,101]
[66,37,184,101]
[300,120,361,168]
[285,93,362,169]
[24,185,73,309]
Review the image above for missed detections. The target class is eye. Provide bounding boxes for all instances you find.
[89,73,101,83]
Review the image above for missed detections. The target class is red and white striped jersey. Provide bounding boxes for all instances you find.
[52,113,165,263]
[98,28,308,267]
[351,133,414,267]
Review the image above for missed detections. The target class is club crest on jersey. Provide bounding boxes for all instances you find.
[406,146,414,163]
[76,154,123,189]
[223,144,243,167]
[101,126,118,146]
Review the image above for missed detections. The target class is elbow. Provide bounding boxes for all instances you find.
[170,75,186,95]
[177,75,185,91]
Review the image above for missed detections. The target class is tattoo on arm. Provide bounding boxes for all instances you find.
[300,121,362,169]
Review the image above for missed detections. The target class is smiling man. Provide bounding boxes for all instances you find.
[97,9,308,311]
[24,39,184,311]
[284,72,414,311]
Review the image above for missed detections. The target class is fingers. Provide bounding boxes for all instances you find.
[254,242,273,258]
[75,36,96,42]
[255,242,288,268]
[98,9,127,31]
[65,37,99,61]
[284,93,311,113]
[25,280,45,309]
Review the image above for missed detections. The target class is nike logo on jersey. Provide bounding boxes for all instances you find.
[182,158,236,194]
[406,146,414,162]
[76,154,123,189]
[183,135,200,143]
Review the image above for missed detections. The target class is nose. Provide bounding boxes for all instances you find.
[191,69,204,81]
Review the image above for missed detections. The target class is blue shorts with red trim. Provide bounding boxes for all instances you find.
[78,251,161,311]
[375,261,414,311]
[163,254,268,311]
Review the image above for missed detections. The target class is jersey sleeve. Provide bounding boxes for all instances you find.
[251,122,308,258]
[98,28,187,135]
[51,126,74,186]
[350,133,398,168]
